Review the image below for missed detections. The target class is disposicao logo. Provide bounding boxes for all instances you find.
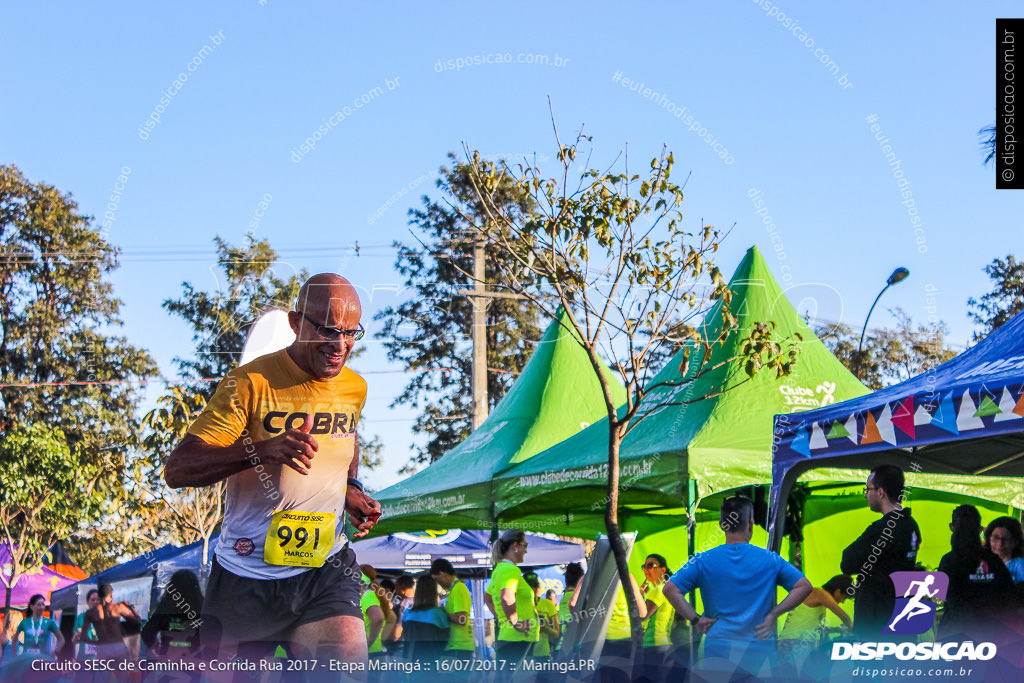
[832,570,997,663]
[884,570,948,635]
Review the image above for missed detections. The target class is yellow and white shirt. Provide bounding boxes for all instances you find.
[188,349,366,579]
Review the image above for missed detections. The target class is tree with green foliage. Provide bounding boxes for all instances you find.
[130,237,307,557]
[0,164,158,574]
[0,426,104,631]
[459,124,799,661]
[163,235,308,400]
[968,254,1023,340]
[375,156,544,470]
[816,308,957,390]
[136,387,222,563]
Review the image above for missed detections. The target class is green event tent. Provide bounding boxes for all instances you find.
[490,245,871,537]
[491,247,1020,594]
[370,307,626,535]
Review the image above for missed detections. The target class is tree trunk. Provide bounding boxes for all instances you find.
[3,588,12,648]
[2,568,17,652]
[603,421,644,676]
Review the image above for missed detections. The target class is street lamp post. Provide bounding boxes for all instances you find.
[856,267,910,379]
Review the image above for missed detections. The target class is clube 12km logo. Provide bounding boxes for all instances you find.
[831,572,997,662]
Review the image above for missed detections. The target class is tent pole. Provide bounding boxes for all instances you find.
[686,478,697,603]
[686,478,698,663]
[490,503,499,543]
[788,484,805,571]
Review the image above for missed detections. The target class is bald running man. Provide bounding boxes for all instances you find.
[165,274,381,667]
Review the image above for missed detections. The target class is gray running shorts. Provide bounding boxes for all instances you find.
[200,547,363,647]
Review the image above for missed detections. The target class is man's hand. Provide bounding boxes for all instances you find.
[694,615,718,635]
[512,619,532,635]
[754,613,778,640]
[346,487,382,538]
[255,418,319,475]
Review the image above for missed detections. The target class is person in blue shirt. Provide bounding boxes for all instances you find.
[402,574,449,664]
[13,594,64,658]
[664,496,812,678]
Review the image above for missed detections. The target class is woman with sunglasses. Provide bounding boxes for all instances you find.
[484,529,538,673]
[639,554,675,680]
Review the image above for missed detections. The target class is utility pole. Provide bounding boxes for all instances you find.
[471,235,488,430]
[457,228,524,431]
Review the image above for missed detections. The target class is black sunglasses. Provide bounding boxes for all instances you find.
[297,311,364,341]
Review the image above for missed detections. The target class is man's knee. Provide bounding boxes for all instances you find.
[292,615,366,660]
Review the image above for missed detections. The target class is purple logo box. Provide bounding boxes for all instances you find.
[883,571,949,635]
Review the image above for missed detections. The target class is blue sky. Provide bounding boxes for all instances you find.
[1,1,1018,489]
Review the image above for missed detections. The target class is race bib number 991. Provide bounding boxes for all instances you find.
[263,511,335,567]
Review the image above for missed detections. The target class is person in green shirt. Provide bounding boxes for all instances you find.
[484,529,538,669]
[640,553,675,679]
[524,574,559,661]
[71,589,101,660]
[360,565,389,661]
[778,574,853,663]
[601,570,647,674]
[14,594,64,657]
[556,562,584,657]
[430,558,475,659]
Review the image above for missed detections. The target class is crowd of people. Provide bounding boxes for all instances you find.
[350,531,686,680]
[2,464,1020,683]
[0,572,202,680]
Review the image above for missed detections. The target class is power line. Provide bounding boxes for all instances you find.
[0,243,399,263]
[0,364,529,389]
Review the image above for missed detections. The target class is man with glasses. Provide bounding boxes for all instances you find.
[165,273,382,669]
[840,464,921,638]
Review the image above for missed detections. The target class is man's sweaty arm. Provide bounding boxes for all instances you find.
[344,433,382,538]
[165,421,319,488]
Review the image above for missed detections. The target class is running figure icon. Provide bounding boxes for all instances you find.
[888,575,938,631]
